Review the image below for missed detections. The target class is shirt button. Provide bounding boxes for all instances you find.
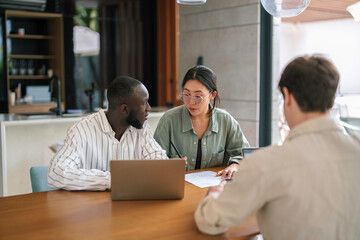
[203,142,206,146]
[194,142,197,144]
[192,159,195,162]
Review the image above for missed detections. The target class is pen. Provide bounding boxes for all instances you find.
[170,140,182,158]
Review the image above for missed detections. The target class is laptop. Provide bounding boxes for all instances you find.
[242,147,260,158]
[110,159,185,200]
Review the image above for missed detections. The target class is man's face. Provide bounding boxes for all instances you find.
[126,84,151,129]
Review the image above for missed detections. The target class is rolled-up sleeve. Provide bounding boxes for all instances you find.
[142,122,168,159]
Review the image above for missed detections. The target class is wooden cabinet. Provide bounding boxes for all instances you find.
[5,10,64,114]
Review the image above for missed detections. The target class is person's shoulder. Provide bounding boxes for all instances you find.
[213,108,232,117]
[160,105,185,121]
[164,105,185,115]
[240,145,286,172]
[68,111,102,131]
[245,142,308,173]
[80,111,102,125]
[213,108,237,122]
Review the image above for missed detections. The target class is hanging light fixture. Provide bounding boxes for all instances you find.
[176,0,206,5]
[176,0,310,18]
[261,0,311,18]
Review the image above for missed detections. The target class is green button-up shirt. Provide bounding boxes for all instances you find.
[154,105,249,171]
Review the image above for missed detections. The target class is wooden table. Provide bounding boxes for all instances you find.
[0,167,259,240]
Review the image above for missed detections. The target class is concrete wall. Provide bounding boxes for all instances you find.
[178,0,261,146]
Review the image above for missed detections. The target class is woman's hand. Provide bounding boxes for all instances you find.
[216,163,239,179]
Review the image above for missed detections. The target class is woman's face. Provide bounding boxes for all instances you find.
[182,79,216,117]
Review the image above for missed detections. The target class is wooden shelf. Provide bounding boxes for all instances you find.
[9,75,49,80]
[6,10,62,19]
[5,10,65,114]
[7,54,55,59]
[9,102,57,114]
[7,34,54,40]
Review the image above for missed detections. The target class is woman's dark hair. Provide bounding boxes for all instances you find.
[278,55,339,113]
[182,65,221,115]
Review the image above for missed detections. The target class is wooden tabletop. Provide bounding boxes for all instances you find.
[0,167,259,240]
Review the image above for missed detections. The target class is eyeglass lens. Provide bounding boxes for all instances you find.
[181,93,204,104]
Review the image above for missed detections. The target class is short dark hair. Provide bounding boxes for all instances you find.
[182,65,220,115]
[278,55,339,112]
[107,76,142,110]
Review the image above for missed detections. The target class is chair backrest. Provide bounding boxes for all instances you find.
[30,166,55,193]
[339,117,360,139]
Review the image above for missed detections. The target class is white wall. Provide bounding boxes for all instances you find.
[280,19,360,94]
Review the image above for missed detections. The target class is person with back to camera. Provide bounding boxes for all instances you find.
[47,76,168,191]
[154,65,249,177]
[194,55,360,239]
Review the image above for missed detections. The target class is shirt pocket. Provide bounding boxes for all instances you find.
[209,150,225,167]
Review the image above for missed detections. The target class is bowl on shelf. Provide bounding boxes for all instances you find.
[10,68,18,75]
[27,68,35,75]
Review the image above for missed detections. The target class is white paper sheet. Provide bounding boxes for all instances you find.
[185,171,223,188]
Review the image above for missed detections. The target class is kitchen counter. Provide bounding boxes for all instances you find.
[0,113,86,122]
[0,114,29,122]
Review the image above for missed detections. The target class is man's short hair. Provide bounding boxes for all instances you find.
[278,55,339,112]
[107,76,142,109]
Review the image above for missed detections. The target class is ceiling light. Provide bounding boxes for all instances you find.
[261,0,311,18]
[176,0,206,5]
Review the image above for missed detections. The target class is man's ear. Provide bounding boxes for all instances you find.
[282,87,291,106]
[119,104,130,115]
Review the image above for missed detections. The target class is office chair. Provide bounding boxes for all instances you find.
[339,117,360,139]
[30,166,55,193]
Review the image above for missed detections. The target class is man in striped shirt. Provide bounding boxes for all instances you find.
[47,76,168,191]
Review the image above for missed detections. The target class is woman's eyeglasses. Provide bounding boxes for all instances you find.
[180,91,212,104]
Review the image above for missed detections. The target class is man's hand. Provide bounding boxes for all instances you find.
[216,163,239,179]
[206,180,227,197]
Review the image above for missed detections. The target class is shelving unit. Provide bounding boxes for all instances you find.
[5,10,65,114]
[9,75,49,80]
[7,33,55,39]
[8,54,56,59]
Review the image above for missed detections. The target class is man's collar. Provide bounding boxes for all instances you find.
[286,116,342,141]
[99,109,114,133]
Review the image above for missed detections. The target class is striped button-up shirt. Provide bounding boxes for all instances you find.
[48,109,168,191]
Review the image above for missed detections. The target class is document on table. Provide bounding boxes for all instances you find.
[185,171,222,188]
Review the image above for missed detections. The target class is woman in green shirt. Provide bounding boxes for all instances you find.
[154,65,249,178]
